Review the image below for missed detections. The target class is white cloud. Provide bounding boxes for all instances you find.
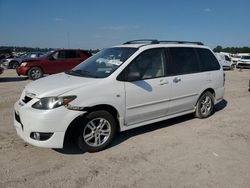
[54,18,64,22]
[204,8,212,12]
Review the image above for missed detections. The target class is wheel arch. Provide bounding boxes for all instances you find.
[63,104,121,147]
[196,88,215,106]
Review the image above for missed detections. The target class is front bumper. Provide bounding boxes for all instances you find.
[14,99,84,148]
[16,66,30,76]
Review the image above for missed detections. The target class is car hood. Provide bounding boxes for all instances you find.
[25,73,100,98]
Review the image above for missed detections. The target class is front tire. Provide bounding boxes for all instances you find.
[195,91,214,119]
[28,67,43,80]
[78,111,117,152]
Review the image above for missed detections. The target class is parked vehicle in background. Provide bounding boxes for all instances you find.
[216,53,234,70]
[16,49,92,80]
[236,55,250,69]
[0,67,4,75]
[14,40,225,152]
[1,52,46,69]
[0,48,12,61]
[231,55,241,66]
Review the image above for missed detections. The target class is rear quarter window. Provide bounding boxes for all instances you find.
[196,48,220,71]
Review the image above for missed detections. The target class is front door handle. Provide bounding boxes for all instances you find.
[159,79,169,85]
[173,77,181,83]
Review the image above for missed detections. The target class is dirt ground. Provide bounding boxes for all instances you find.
[0,69,250,188]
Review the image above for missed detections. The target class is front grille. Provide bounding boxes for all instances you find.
[22,96,32,103]
[15,112,23,130]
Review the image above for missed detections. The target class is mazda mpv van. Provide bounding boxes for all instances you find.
[14,40,225,152]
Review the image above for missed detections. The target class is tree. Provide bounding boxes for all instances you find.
[213,45,223,52]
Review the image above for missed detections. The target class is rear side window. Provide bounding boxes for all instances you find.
[65,50,78,58]
[196,48,220,71]
[167,47,200,76]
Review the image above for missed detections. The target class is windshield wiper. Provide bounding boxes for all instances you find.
[65,70,83,76]
[65,69,100,78]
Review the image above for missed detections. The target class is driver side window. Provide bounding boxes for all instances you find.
[51,51,66,60]
[125,48,165,80]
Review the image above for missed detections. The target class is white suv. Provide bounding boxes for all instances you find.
[14,40,225,152]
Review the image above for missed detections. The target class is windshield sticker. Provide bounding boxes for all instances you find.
[107,59,123,66]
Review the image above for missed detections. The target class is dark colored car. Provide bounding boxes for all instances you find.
[1,52,46,69]
[16,49,92,80]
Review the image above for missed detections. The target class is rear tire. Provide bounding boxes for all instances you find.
[28,67,43,80]
[195,91,214,119]
[78,111,117,152]
[9,61,19,69]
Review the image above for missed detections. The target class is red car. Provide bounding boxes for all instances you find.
[16,49,92,80]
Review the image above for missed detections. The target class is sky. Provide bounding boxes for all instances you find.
[0,0,250,49]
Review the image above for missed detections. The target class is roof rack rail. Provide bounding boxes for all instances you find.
[123,39,159,45]
[158,41,204,45]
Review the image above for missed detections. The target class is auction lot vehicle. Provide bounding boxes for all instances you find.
[1,52,45,69]
[14,40,225,152]
[236,55,250,69]
[16,49,92,80]
[215,53,234,70]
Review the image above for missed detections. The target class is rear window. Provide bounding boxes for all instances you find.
[196,48,220,71]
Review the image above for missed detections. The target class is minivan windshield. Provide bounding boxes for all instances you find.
[65,47,137,78]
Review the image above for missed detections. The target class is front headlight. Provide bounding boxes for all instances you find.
[32,96,76,110]
[21,62,27,66]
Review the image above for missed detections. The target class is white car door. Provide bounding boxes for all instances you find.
[166,47,205,115]
[123,48,171,126]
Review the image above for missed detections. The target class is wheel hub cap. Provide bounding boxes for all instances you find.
[83,118,111,147]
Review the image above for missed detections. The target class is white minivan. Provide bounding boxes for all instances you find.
[14,40,225,152]
[215,53,234,70]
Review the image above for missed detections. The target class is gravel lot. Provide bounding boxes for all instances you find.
[0,69,250,188]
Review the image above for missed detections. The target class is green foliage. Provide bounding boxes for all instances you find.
[213,46,223,52]
[213,46,250,54]
[0,46,53,53]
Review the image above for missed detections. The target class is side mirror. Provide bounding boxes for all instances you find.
[126,71,141,82]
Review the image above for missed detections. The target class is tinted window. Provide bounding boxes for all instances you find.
[225,55,231,61]
[58,51,66,59]
[167,47,200,76]
[124,48,165,80]
[197,48,220,71]
[65,50,78,58]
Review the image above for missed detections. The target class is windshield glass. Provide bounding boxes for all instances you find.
[241,56,250,60]
[66,47,137,78]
